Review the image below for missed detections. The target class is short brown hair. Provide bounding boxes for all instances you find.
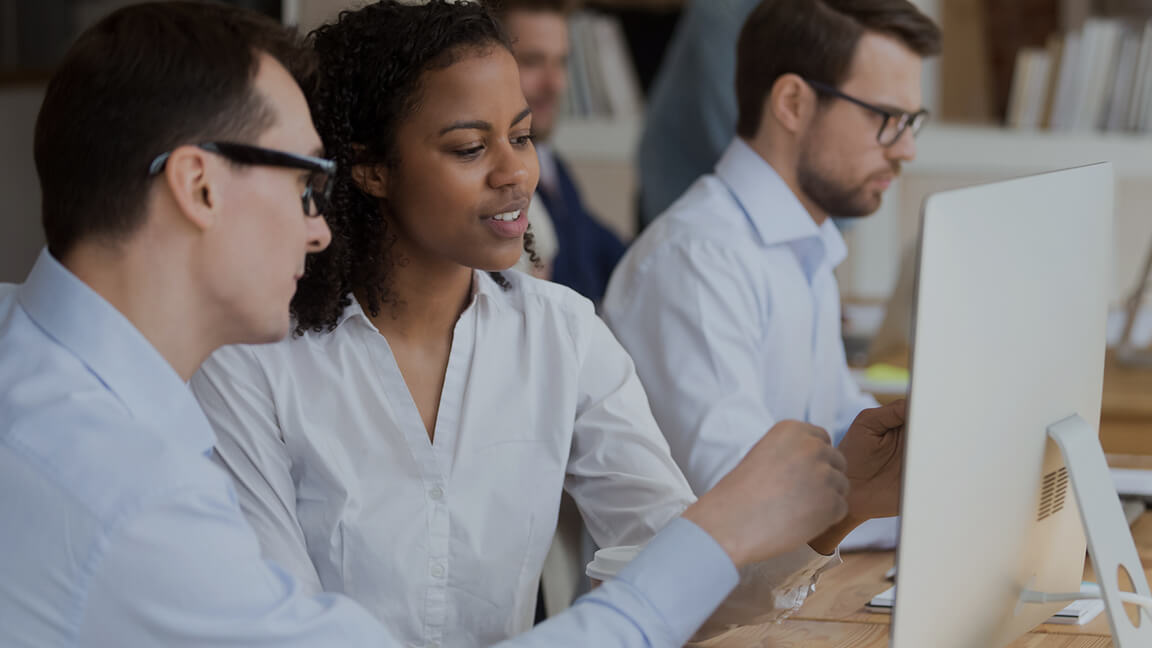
[734,0,940,138]
[35,1,312,259]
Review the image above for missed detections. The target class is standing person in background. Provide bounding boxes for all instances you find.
[491,0,626,304]
[636,0,758,230]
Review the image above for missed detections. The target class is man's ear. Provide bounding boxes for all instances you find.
[351,163,389,198]
[162,145,218,232]
[767,73,816,135]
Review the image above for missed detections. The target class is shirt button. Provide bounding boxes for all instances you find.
[431,564,445,578]
[429,486,444,500]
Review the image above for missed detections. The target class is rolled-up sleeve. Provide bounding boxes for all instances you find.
[564,306,697,547]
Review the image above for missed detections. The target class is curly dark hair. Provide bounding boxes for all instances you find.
[292,0,539,333]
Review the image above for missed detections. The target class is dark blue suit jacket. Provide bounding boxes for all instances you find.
[537,154,627,304]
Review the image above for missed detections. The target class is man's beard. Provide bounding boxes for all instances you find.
[797,151,899,219]
[527,95,557,141]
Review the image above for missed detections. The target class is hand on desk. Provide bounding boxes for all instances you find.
[683,420,850,567]
[808,399,907,554]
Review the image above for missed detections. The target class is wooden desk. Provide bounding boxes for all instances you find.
[1099,357,1152,455]
[694,512,1152,647]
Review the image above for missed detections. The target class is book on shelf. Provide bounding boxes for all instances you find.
[1009,16,1152,134]
[560,10,643,121]
[1007,47,1051,129]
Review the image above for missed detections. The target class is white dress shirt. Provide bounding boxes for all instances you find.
[603,138,879,496]
[0,249,748,648]
[192,270,833,648]
[535,142,560,196]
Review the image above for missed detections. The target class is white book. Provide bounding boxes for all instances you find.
[1020,51,1052,129]
[574,14,611,117]
[1040,34,1065,129]
[1051,31,1083,130]
[1105,30,1141,131]
[1007,49,1033,128]
[564,14,594,117]
[1068,22,1099,129]
[1126,20,1152,130]
[1139,21,1152,131]
[590,14,643,119]
[1078,19,1124,131]
[866,585,1105,625]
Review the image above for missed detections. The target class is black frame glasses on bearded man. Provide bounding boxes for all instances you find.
[149,142,336,217]
[803,79,929,148]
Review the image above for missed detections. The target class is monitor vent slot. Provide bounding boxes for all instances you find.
[1037,467,1069,521]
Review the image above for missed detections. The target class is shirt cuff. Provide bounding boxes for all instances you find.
[597,517,740,645]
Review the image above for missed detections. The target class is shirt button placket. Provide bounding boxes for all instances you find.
[424,482,449,646]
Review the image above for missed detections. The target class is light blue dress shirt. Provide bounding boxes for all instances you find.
[604,139,879,496]
[0,249,738,647]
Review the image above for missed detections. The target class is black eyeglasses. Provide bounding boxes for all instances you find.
[803,79,929,147]
[148,142,336,217]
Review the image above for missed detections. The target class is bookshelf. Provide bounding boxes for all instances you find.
[557,119,1152,173]
[839,125,1152,302]
[553,119,1152,305]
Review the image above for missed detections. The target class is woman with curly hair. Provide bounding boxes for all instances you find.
[191,1,848,646]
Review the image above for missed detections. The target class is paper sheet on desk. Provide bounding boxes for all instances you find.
[840,517,900,551]
[866,584,1105,625]
[1112,468,1152,498]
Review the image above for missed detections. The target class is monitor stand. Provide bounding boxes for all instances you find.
[1042,415,1152,645]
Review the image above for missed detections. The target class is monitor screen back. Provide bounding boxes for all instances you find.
[892,163,1113,648]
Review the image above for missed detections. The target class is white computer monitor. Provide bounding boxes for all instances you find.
[890,163,1149,647]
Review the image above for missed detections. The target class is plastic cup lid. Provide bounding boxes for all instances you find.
[585,545,643,581]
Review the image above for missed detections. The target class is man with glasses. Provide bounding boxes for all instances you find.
[604,0,941,558]
[0,2,863,646]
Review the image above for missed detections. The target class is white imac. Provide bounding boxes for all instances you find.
[890,163,1152,647]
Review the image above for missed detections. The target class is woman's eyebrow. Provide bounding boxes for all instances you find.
[510,106,531,127]
[438,107,533,136]
[439,119,491,135]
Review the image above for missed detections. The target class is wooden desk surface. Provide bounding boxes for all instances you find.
[1099,356,1152,455]
[693,512,1152,647]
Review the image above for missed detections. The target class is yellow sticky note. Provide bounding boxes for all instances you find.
[865,363,910,383]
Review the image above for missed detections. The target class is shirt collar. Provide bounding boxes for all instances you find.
[535,142,559,196]
[333,270,494,331]
[18,248,215,456]
[715,138,849,277]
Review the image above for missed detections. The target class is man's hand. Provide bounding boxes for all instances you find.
[681,420,849,568]
[840,399,907,521]
[805,399,907,553]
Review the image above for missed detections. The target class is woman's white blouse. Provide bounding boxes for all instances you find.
[191,271,831,648]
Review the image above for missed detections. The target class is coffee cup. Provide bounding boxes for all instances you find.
[585,545,643,588]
